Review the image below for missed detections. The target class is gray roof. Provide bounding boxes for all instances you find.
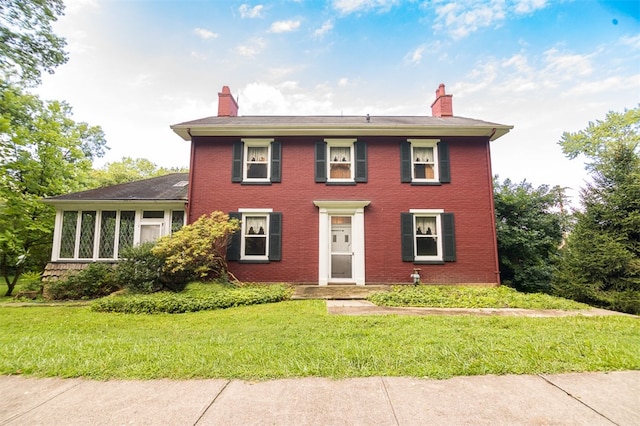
[171,115,513,141]
[43,173,189,203]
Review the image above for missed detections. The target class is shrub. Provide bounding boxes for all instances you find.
[152,212,240,281]
[91,284,293,314]
[44,263,119,300]
[114,243,170,294]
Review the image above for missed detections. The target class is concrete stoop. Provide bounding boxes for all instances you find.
[291,285,392,300]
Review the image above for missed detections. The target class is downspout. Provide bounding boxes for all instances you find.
[486,129,501,286]
[186,129,195,224]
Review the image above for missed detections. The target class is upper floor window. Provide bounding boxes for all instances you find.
[401,210,456,263]
[227,210,282,263]
[401,139,450,184]
[315,139,367,184]
[232,139,281,184]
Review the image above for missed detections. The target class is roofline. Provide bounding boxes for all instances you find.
[41,199,187,205]
[170,123,513,142]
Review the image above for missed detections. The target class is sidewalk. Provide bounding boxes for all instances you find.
[1,371,638,425]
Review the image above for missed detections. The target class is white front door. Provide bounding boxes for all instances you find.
[314,200,370,286]
[330,216,353,280]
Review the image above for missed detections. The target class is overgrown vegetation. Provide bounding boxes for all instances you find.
[554,107,640,314]
[91,282,292,314]
[493,178,566,293]
[44,263,118,300]
[368,285,588,310]
[0,301,637,380]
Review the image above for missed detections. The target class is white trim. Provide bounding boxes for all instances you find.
[409,209,444,262]
[407,139,440,182]
[242,138,273,183]
[238,208,273,213]
[314,200,370,286]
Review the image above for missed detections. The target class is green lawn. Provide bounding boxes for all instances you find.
[1,300,638,380]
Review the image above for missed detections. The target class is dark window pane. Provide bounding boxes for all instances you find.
[142,210,164,219]
[99,211,116,258]
[78,211,96,258]
[60,211,78,258]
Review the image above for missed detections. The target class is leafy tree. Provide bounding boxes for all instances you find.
[494,177,566,292]
[90,157,188,187]
[153,212,241,282]
[0,0,67,85]
[0,82,106,296]
[554,107,640,314]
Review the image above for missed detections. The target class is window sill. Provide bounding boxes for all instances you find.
[325,181,357,186]
[240,181,273,186]
[237,259,271,264]
[410,181,442,186]
[412,260,445,265]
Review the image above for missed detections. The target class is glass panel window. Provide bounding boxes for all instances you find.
[243,215,267,257]
[78,211,96,258]
[415,216,439,258]
[59,211,78,258]
[99,211,117,258]
[245,146,269,179]
[171,210,184,234]
[142,210,164,219]
[140,224,161,244]
[413,146,435,179]
[118,211,135,254]
[329,146,352,180]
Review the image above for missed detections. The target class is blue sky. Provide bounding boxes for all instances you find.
[36,0,639,204]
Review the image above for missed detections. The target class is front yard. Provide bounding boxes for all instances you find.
[1,295,638,380]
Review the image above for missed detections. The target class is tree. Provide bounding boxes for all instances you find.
[153,212,241,283]
[494,177,566,292]
[0,82,106,296]
[554,107,640,314]
[0,0,67,85]
[90,157,188,188]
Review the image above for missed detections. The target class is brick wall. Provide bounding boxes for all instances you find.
[189,135,499,285]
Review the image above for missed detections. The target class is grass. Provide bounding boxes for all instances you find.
[368,285,590,310]
[0,300,638,380]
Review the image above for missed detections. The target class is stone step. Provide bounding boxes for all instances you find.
[291,285,392,300]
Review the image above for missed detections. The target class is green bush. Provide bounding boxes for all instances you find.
[114,243,188,294]
[44,263,119,300]
[91,284,292,314]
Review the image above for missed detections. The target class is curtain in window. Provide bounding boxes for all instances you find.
[245,216,266,255]
[329,147,351,179]
[415,217,437,256]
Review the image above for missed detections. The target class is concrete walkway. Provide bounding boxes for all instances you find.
[1,371,638,425]
[326,300,633,317]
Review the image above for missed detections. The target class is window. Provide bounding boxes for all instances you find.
[55,208,184,260]
[232,139,281,184]
[315,139,367,184]
[227,210,282,262]
[401,139,450,184]
[401,210,456,263]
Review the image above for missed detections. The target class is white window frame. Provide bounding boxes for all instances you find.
[409,209,444,262]
[242,138,272,183]
[408,139,439,183]
[238,208,273,261]
[326,139,356,183]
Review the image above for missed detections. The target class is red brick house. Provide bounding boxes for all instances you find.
[170,84,512,286]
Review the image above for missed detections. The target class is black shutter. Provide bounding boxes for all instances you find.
[227,212,242,261]
[354,141,367,183]
[270,141,281,183]
[438,141,450,183]
[400,141,412,183]
[442,212,456,261]
[231,141,243,183]
[401,212,414,261]
[315,141,327,183]
[269,212,282,261]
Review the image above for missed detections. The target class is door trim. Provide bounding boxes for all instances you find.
[314,200,370,286]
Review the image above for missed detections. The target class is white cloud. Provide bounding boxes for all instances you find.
[620,34,640,49]
[314,20,334,38]
[269,20,301,33]
[332,0,399,15]
[338,77,348,87]
[193,28,218,40]
[236,37,266,57]
[238,82,336,115]
[405,45,425,64]
[513,0,547,14]
[542,48,593,81]
[239,4,264,19]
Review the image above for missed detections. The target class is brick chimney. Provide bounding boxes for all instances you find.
[217,86,239,117]
[431,83,453,117]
